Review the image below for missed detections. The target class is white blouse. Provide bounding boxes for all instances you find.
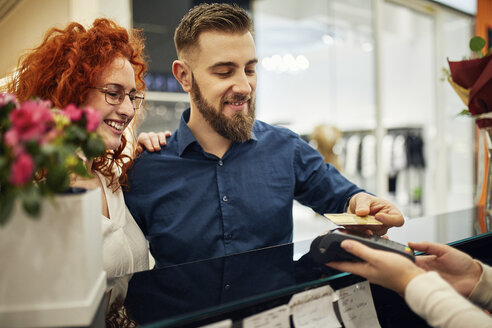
[96,172,149,278]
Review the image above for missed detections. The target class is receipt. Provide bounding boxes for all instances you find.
[337,281,381,328]
[242,305,290,328]
[289,285,341,328]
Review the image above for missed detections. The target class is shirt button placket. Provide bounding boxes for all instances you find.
[218,158,232,245]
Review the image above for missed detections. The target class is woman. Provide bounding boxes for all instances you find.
[7,18,159,307]
[327,239,492,327]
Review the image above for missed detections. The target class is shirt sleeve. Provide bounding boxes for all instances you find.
[293,136,364,214]
[405,271,492,328]
[469,261,492,311]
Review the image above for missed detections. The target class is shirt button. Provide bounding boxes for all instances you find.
[226,234,232,239]
[218,160,224,166]
[224,284,231,290]
[222,195,229,202]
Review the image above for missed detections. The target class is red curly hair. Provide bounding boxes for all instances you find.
[7,18,147,190]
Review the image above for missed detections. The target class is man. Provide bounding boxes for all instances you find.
[125,3,404,267]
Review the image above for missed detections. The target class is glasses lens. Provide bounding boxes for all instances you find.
[104,84,125,105]
[131,92,144,109]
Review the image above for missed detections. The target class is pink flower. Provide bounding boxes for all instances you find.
[0,93,19,108]
[9,100,54,141]
[9,152,34,186]
[4,129,19,147]
[0,92,17,107]
[63,104,83,121]
[38,99,52,109]
[41,128,59,144]
[84,106,101,132]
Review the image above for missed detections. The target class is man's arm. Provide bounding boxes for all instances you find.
[293,136,404,234]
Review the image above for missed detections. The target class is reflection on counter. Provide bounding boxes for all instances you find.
[113,208,492,328]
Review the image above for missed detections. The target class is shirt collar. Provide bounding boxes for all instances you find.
[250,126,258,141]
[177,109,197,156]
[177,108,258,156]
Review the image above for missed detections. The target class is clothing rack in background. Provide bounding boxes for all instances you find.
[306,126,426,218]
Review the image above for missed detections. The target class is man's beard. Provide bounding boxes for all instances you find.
[191,76,255,143]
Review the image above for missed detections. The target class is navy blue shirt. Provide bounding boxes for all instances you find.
[124,109,363,267]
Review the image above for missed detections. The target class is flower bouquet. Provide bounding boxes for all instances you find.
[446,36,492,233]
[447,36,492,127]
[0,93,108,326]
[0,92,105,225]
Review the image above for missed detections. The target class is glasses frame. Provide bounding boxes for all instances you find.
[91,84,145,110]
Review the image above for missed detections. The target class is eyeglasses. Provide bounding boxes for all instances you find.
[91,84,145,109]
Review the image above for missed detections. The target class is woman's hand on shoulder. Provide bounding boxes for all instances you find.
[136,131,172,155]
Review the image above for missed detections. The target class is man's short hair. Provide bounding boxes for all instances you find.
[174,3,253,59]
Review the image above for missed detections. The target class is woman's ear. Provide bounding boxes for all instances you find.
[172,60,192,92]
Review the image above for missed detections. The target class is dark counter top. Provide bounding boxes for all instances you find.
[117,208,492,327]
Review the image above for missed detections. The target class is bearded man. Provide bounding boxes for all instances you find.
[124,3,404,267]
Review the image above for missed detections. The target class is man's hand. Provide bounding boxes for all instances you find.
[411,241,482,297]
[326,240,424,295]
[136,131,172,155]
[346,192,404,235]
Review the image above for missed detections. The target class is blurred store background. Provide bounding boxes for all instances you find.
[0,0,483,241]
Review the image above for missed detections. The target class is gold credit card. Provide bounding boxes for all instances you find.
[323,213,383,226]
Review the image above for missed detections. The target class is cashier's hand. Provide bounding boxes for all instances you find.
[346,192,404,236]
[136,131,172,155]
[326,240,424,295]
[410,241,482,297]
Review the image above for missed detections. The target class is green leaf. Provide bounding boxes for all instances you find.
[0,102,16,122]
[40,143,58,156]
[457,109,471,116]
[0,191,16,226]
[65,125,87,142]
[0,155,7,171]
[45,165,70,193]
[21,186,41,218]
[83,135,106,158]
[72,159,92,177]
[470,36,486,56]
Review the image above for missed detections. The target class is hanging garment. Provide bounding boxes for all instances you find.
[361,134,377,178]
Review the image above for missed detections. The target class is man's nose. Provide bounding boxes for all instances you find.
[232,72,252,95]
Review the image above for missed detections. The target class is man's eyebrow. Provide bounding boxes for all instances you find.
[247,59,259,66]
[208,59,258,70]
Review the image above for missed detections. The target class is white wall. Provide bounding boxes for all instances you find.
[254,0,376,134]
[0,0,69,77]
[0,0,132,78]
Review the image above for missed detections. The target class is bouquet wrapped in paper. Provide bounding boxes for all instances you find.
[448,36,492,128]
